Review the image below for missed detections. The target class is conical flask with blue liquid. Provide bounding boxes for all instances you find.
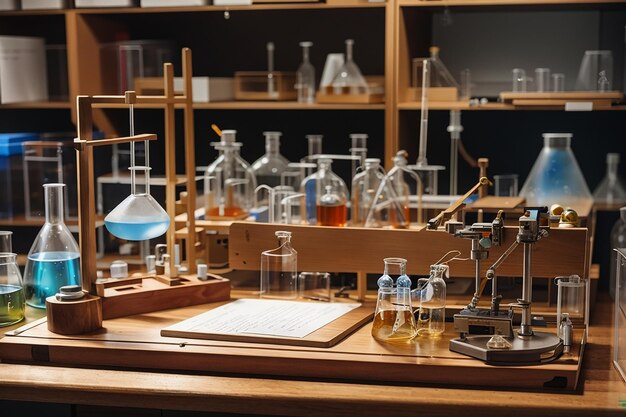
[23,183,81,309]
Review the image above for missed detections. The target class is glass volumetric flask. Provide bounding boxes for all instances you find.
[260,231,297,299]
[331,39,368,95]
[252,131,290,188]
[296,41,315,104]
[372,258,417,343]
[23,183,81,309]
[0,253,25,327]
[105,166,170,241]
[351,158,384,226]
[205,130,256,219]
[417,264,447,337]
[300,158,347,225]
[519,133,593,215]
[593,153,626,208]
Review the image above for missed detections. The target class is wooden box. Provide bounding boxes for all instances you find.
[234,71,296,101]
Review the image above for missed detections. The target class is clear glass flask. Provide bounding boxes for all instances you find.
[611,207,626,299]
[205,130,256,219]
[260,231,298,299]
[372,257,417,343]
[0,252,24,327]
[300,158,348,226]
[417,264,447,337]
[576,50,613,91]
[593,153,626,208]
[555,274,587,336]
[519,133,593,215]
[296,41,315,104]
[23,183,81,309]
[331,39,368,95]
[351,158,385,226]
[252,131,290,188]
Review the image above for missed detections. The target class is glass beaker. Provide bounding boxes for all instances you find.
[512,68,527,92]
[576,50,613,91]
[296,41,315,104]
[252,131,290,188]
[535,68,551,92]
[494,174,519,197]
[417,264,447,337]
[0,253,25,327]
[371,258,417,343]
[23,183,81,309]
[611,207,626,299]
[351,158,384,227]
[555,274,587,336]
[552,73,565,92]
[205,130,256,219]
[519,133,593,215]
[260,231,298,299]
[298,272,331,302]
[331,39,368,95]
[593,153,626,207]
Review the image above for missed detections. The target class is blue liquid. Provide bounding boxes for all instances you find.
[24,252,81,309]
[305,179,316,224]
[105,219,170,241]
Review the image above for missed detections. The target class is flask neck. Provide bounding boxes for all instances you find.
[345,40,354,62]
[265,136,280,156]
[307,135,322,156]
[301,46,310,63]
[44,184,65,225]
[430,264,447,279]
[383,257,407,276]
[606,158,619,181]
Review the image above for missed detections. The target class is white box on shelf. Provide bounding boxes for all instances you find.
[213,0,251,5]
[0,0,18,10]
[0,36,48,104]
[141,0,210,6]
[21,0,69,9]
[75,0,137,7]
[174,77,234,102]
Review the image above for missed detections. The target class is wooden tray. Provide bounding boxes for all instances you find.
[0,298,584,391]
[499,91,623,108]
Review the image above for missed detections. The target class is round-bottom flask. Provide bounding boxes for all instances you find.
[23,184,81,309]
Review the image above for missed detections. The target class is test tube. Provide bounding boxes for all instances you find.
[512,68,526,92]
[460,68,471,100]
[535,68,551,92]
[552,73,565,92]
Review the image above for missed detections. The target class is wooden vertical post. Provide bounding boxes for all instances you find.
[357,271,367,301]
[182,48,197,274]
[163,63,177,277]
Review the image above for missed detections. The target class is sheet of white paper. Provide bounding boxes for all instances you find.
[166,299,361,339]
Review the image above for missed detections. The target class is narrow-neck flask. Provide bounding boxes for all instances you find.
[205,130,257,219]
[296,41,315,104]
[300,158,348,226]
[593,153,626,208]
[23,183,81,309]
[611,207,626,299]
[417,264,447,337]
[260,231,298,299]
[372,258,417,342]
[519,133,593,215]
[252,131,290,188]
[351,158,384,226]
[331,39,368,95]
[0,252,24,327]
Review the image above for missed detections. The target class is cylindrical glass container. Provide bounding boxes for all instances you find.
[417,264,447,337]
[260,231,298,299]
[535,68,551,92]
[512,68,527,92]
[23,183,81,309]
[252,131,290,188]
[0,253,25,327]
[555,274,587,336]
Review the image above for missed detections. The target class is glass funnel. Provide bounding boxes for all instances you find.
[331,39,368,95]
[593,153,626,208]
[0,253,24,327]
[252,131,290,188]
[260,231,298,299]
[205,130,256,219]
[575,50,613,91]
[371,257,417,343]
[23,183,81,309]
[296,41,315,104]
[519,133,593,215]
[417,264,447,338]
[351,158,385,226]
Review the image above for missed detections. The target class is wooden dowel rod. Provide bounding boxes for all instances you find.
[74,134,157,149]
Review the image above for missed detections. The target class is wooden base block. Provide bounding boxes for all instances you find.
[46,294,102,335]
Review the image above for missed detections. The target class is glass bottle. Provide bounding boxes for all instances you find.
[593,153,626,208]
[0,253,25,327]
[205,130,257,219]
[23,183,81,309]
[252,131,290,188]
[300,158,348,226]
[372,257,417,343]
[331,39,368,95]
[417,264,447,337]
[611,207,626,299]
[351,158,384,226]
[260,231,298,299]
[519,133,593,215]
[296,41,315,104]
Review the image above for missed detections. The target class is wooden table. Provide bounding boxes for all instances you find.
[1,294,625,417]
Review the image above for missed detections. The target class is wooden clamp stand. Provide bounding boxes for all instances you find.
[45,48,231,330]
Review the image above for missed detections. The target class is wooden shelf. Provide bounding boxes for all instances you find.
[0,101,72,109]
[398,101,626,111]
[398,0,626,7]
[93,101,386,110]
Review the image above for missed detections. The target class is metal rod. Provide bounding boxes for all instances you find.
[417,58,430,167]
[448,110,462,195]
[519,242,533,336]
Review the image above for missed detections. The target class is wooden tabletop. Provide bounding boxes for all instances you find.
[1,294,625,417]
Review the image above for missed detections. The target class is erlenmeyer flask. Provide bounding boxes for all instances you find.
[351,158,384,226]
[331,39,368,95]
[417,264,447,338]
[296,41,315,104]
[23,183,81,309]
[252,131,290,188]
[0,252,24,327]
[593,153,626,208]
[300,158,347,225]
[105,166,170,241]
[519,133,593,215]
[260,231,298,299]
[575,50,613,91]
[372,257,417,343]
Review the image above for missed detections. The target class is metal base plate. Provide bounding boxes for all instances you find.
[450,331,563,365]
